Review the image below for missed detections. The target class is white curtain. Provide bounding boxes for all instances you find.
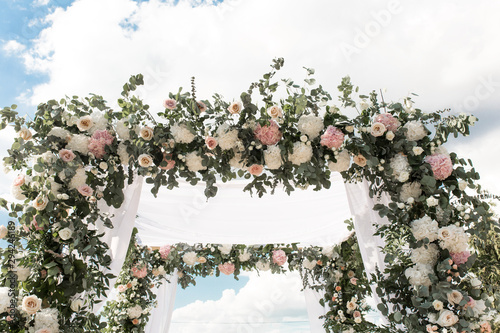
[303,287,327,333]
[93,175,144,313]
[345,179,390,325]
[145,272,179,333]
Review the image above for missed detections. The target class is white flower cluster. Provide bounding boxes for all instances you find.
[185,152,206,172]
[403,120,427,141]
[229,152,246,170]
[47,127,70,140]
[216,123,239,150]
[0,287,11,314]
[32,307,60,333]
[183,251,198,265]
[127,304,143,319]
[328,151,350,173]
[411,215,439,242]
[438,225,469,253]
[289,142,313,165]
[264,145,283,170]
[218,244,232,255]
[410,244,439,265]
[238,250,251,262]
[400,182,422,203]
[89,111,108,135]
[171,123,195,144]
[115,118,133,141]
[390,154,411,182]
[405,263,433,286]
[69,168,88,190]
[297,114,324,139]
[66,134,90,155]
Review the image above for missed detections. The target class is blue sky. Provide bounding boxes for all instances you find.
[1,1,500,332]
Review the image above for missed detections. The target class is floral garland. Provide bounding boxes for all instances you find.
[103,222,373,333]
[0,58,498,332]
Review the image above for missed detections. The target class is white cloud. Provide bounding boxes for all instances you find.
[2,40,26,55]
[170,271,309,333]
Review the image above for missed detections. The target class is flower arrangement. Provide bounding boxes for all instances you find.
[0,58,498,332]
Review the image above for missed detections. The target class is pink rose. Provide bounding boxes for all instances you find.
[254,120,282,145]
[78,185,94,197]
[272,250,287,266]
[353,310,361,318]
[88,130,115,159]
[218,262,236,275]
[196,101,207,113]
[374,113,400,132]
[465,297,476,309]
[163,99,177,110]
[248,164,264,176]
[117,284,128,292]
[131,265,147,279]
[205,137,218,150]
[450,251,471,265]
[159,245,171,259]
[350,277,358,285]
[320,125,344,149]
[13,174,25,187]
[425,153,453,180]
[59,149,76,162]
[159,153,176,171]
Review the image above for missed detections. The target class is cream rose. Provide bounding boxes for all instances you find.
[345,125,354,133]
[19,127,33,141]
[70,299,84,312]
[353,154,367,167]
[138,154,153,168]
[59,227,72,241]
[22,295,42,315]
[228,101,243,114]
[76,115,93,131]
[370,122,386,137]
[385,131,395,141]
[140,126,154,141]
[413,147,424,155]
[267,105,283,118]
[433,300,443,310]
[0,225,7,239]
[33,195,49,211]
[436,310,459,327]
[346,301,357,311]
[447,290,463,305]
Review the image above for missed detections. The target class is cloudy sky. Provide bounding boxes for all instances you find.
[1,0,500,331]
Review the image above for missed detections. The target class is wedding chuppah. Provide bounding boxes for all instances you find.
[0,59,498,333]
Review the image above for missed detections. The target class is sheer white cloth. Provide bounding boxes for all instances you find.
[303,287,327,332]
[145,272,179,333]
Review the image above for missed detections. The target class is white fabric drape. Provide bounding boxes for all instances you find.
[303,287,327,333]
[93,175,144,313]
[145,273,179,333]
[345,179,390,325]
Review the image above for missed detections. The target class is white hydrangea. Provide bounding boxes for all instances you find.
[127,304,143,319]
[33,307,59,333]
[400,182,422,203]
[185,152,206,172]
[117,143,130,165]
[89,111,108,135]
[218,244,232,255]
[472,299,487,317]
[183,251,198,265]
[404,120,427,141]
[302,258,317,270]
[411,215,439,242]
[264,145,283,170]
[256,260,270,271]
[297,114,324,139]
[229,152,246,170]
[216,123,239,150]
[321,246,339,259]
[47,127,70,140]
[438,225,469,253]
[69,168,87,190]
[238,250,251,262]
[0,287,11,314]
[42,151,57,165]
[16,265,31,282]
[410,244,440,265]
[48,178,62,196]
[171,123,195,144]
[289,142,313,165]
[390,154,411,182]
[404,263,433,286]
[66,134,90,155]
[115,118,132,141]
[328,150,350,172]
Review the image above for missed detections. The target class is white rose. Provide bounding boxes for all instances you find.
[426,197,439,207]
[19,127,33,141]
[433,300,444,310]
[385,131,395,141]
[470,277,482,288]
[413,146,424,155]
[182,251,198,265]
[238,250,251,262]
[70,299,84,312]
[437,310,459,327]
[458,180,467,191]
[267,105,283,118]
[346,301,357,311]
[359,100,371,111]
[302,259,317,270]
[76,115,93,131]
[22,295,42,315]
[33,195,49,211]
[138,154,153,168]
[58,228,72,241]
[140,126,154,141]
[354,317,362,324]
[345,125,354,133]
[370,122,386,137]
[447,290,463,305]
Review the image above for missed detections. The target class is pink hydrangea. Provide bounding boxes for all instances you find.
[425,153,453,180]
[254,120,282,145]
[218,262,236,275]
[159,245,171,259]
[131,265,147,278]
[88,130,115,159]
[375,113,400,132]
[272,250,287,266]
[320,125,344,149]
[450,251,471,265]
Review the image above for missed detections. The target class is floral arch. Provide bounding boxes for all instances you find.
[0,58,499,333]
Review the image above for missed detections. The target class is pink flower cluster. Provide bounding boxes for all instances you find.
[375,113,400,132]
[425,153,453,180]
[159,153,176,171]
[159,245,171,259]
[450,251,471,265]
[272,250,287,266]
[218,262,236,275]
[88,130,115,159]
[131,265,147,279]
[320,126,344,149]
[254,121,282,145]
